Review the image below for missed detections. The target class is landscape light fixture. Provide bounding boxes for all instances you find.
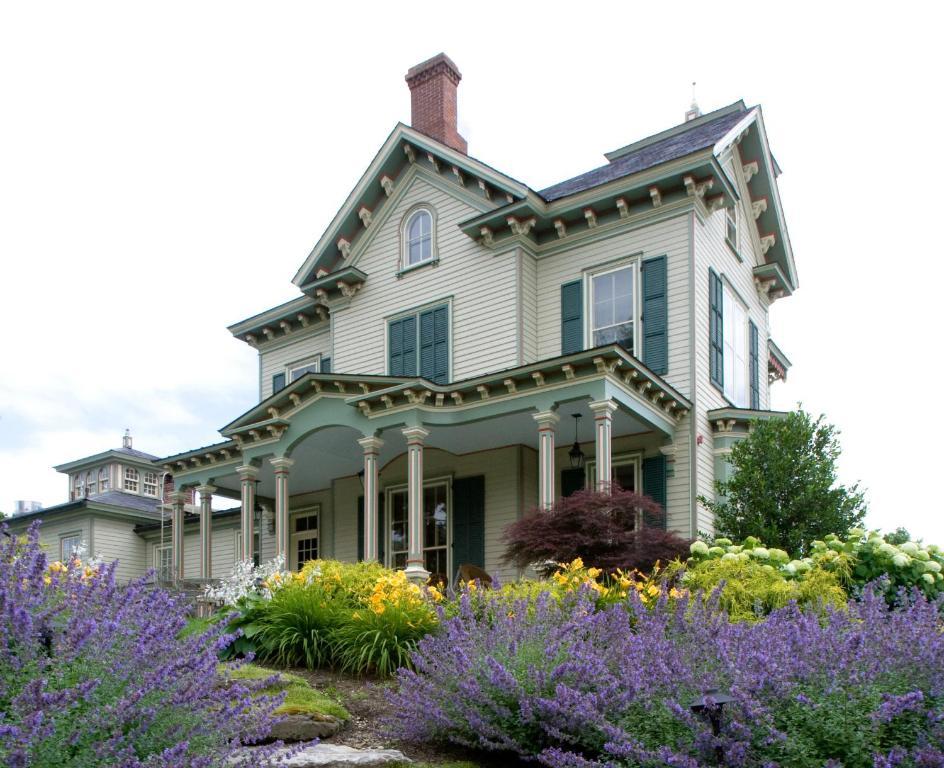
[690,688,735,765]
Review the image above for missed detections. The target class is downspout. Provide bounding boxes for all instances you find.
[158,470,170,580]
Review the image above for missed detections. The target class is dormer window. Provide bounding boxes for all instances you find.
[124,467,139,493]
[143,471,159,497]
[405,209,433,267]
[99,467,110,493]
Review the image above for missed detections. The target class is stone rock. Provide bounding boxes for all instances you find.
[268,713,343,741]
[263,743,411,766]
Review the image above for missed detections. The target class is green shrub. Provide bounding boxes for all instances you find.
[222,559,440,676]
[670,556,846,621]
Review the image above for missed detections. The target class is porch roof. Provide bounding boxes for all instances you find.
[161,346,690,479]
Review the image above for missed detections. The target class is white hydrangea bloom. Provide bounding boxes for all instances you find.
[204,554,288,606]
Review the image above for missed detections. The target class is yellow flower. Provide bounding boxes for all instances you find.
[587,567,602,579]
[43,575,52,586]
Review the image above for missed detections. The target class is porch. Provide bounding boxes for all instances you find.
[162,345,691,584]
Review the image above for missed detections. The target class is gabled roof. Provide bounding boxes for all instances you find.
[540,103,749,201]
[54,446,161,473]
[290,123,531,288]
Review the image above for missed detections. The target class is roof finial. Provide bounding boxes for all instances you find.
[123,428,132,449]
[685,81,702,122]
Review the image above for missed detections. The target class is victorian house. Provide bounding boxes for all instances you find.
[17,55,796,586]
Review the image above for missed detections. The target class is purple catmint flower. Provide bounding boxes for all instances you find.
[0,522,293,767]
[387,581,944,767]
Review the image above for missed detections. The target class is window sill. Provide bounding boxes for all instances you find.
[397,257,439,279]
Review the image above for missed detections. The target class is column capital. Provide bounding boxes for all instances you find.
[589,399,619,418]
[533,409,560,427]
[357,435,385,453]
[402,426,430,444]
[270,456,295,473]
[167,490,188,505]
[236,464,259,480]
[196,484,217,496]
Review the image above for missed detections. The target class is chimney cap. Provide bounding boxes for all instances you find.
[405,53,463,88]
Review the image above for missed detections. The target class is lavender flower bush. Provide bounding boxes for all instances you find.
[0,522,290,768]
[387,585,944,767]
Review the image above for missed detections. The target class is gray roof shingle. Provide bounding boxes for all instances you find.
[7,491,163,523]
[538,104,748,202]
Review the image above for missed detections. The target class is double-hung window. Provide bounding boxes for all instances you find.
[590,264,636,354]
[60,533,82,560]
[289,357,321,382]
[124,467,139,492]
[404,209,433,267]
[155,545,172,581]
[290,509,320,570]
[143,471,159,497]
[388,303,449,384]
[709,269,757,409]
[99,467,110,493]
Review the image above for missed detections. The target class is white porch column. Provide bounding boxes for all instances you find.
[589,399,618,493]
[270,457,293,565]
[357,435,384,562]
[236,465,258,562]
[169,491,186,581]
[402,426,430,583]
[533,410,560,509]
[196,484,215,579]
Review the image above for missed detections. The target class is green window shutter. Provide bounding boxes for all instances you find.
[642,256,668,374]
[272,373,286,393]
[709,269,724,389]
[560,280,583,354]
[389,316,417,376]
[561,468,585,498]
[419,305,449,384]
[642,455,667,529]
[749,321,759,409]
[321,356,331,374]
[357,496,364,561]
[451,475,485,573]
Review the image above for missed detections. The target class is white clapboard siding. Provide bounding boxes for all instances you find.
[259,327,332,400]
[92,516,147,583]
[331,173,521,380]
[534,213,694,399]
[691,155,772,533]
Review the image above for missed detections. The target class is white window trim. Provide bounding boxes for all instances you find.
[154,544,172,580]
[123,466,139,493]
[725,205,739,256]
[721,278,750,408]
[60,531,84,561]
[585,258,641,355]
[399,205,438,274]
[289,505,321,571]
[143,471,159,497]
[384,297,454,381]
[383,476,452,576]
[286,355,322,383]
[586,451,643,492]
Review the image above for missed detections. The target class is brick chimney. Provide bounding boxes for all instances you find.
[405,53,467,154]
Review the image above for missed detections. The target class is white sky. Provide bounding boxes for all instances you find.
[1,2,941,540]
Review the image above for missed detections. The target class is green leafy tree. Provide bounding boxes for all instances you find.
[701,410,866,555]
[884,527,913,545]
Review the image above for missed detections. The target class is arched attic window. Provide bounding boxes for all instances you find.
[404,208,434,267]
